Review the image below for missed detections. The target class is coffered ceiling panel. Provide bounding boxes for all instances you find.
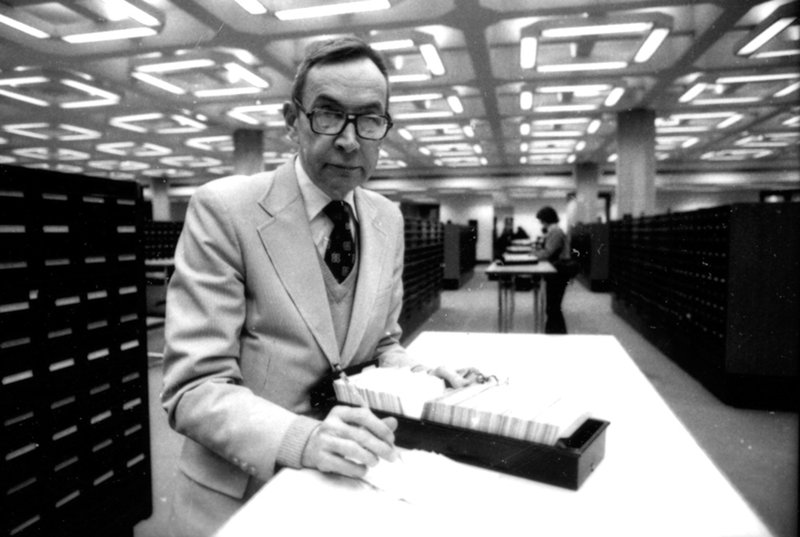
[0,0,797,197]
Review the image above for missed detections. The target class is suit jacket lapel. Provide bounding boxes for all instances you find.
[255,162,340,367]
[341,189,389,364]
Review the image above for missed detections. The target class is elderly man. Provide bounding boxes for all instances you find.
[161,36,475,536]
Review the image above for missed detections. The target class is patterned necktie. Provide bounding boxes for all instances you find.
[323,200,355,282]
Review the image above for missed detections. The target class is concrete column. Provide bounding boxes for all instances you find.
[233,129,264,175]
[573,162,600,224]
[150,176,171,221]
[616,108,656,217]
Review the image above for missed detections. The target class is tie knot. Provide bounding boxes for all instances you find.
[323,201,349,224]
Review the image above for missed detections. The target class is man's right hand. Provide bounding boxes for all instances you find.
[301,405,399,478]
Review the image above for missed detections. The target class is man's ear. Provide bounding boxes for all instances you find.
[283,101,299,143]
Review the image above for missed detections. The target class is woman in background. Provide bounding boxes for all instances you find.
[533,206,570,334]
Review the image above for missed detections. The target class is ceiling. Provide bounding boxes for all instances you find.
[0,0,798,201]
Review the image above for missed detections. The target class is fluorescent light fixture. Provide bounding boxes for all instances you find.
[185,136,233,152]
[542,22,652,39]
[782,115,800,127]
[224,63,269,88]
[716,114,743,129]
[194,87,262,98]
[137,58,216,73]
[520,90,533,111]
[0,76,48,86]
[681,137,699,148]
[419,43,445,76]
[234,0,268,15]
[227,103,285,125]
[0,13,50,39]
[88,159,149,171]
[693,97,760,105]
[97,141,171,156]
[274,0,390,21]
[657,126,709,134]
[754,49,800,59]
[132,72,186,94]
[0,88,49,106]
[604,87,625,107]
[390,93,442,103]
[389,73,431,83]
[403,123,461,131]
[537,84,612,95]
[110,113,163,133]
[60,79,119,102]
[537,61,627,73]
[397,128,413,141]
[110,0,161,26]
[370,39,414,51]
[535,104,598,113]
[15,148,89,160]
[679,83,706,103]
[701,149,772,161]
[531,130,583,138]
[535,118,591,126]
[667,112,736,120]
[520,36,538,69]
[737,16,797,56]
[61,99,118,109]
[4,123,50,139]
[634,27,669,63]
[587,119,602,134]
[394,111,454,121]
[446,95,463,114]
[775,81,800,97]
[63,27,157,43]
[158,115,206,134]
[717,73,799,84]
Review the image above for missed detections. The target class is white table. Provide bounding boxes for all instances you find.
[216,332,774,537]
[485,260,556,332]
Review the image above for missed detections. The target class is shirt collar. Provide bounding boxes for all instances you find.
[295,157,357,222]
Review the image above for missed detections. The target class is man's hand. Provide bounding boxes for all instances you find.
[301,405,398,478]
[431,366,489,389]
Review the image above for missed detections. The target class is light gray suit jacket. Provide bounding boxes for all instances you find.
[161,159,411,533]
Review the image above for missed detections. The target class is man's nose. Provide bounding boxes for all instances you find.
[335,121,359,152]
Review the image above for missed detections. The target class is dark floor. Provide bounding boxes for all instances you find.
[135,266,798,537]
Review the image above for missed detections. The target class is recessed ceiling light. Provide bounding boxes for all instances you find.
[274,0,391,21]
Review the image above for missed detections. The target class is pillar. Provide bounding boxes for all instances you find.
[233,129,264,175]
[150,176,171,221]
[573,162,600,225]
[616,108,656,217]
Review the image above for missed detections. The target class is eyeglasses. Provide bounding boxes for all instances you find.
[293,100,393,141]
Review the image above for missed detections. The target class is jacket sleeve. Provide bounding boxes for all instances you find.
[161,185,318,492]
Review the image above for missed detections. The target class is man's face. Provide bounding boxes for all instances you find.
[287,57,388,200]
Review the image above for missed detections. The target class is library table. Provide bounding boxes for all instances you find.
[485,260,556,332]
[216,332,773,537]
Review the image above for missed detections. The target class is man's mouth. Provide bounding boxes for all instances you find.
[329,163,360,171]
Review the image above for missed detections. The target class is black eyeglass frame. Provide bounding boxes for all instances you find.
[293,99,393,141]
